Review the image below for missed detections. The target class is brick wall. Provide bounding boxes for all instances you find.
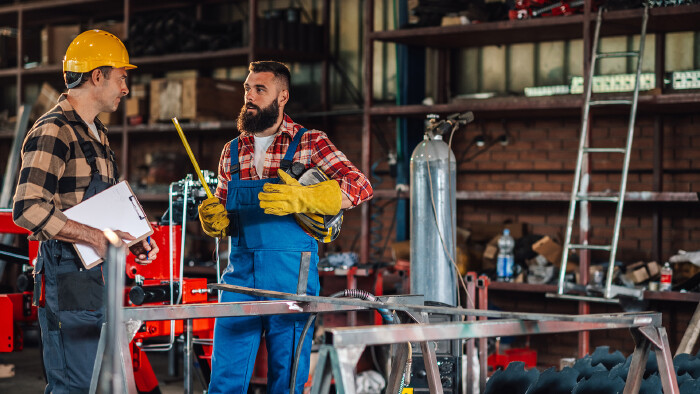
[327,113,699,262]
[325,112,699,368]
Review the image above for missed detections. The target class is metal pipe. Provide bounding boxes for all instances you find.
[101,230,126,393]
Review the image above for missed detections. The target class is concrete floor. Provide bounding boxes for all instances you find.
[0,327,206,393]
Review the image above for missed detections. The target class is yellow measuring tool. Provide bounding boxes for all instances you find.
[171,117,214,199]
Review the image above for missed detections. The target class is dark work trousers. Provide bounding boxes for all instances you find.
[33,120,117,394]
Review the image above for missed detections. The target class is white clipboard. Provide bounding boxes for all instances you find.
[63,181,153,269]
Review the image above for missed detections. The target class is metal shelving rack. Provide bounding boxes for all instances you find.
[362,0,700,357]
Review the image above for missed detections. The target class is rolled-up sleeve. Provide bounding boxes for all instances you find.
[12,124,69,241]
[311,132,373,208]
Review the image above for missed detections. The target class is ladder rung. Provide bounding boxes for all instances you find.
[595,51,639,59]
[575,194,620,202]
[589,99,633,106]
[583,147,627,153]
[569,244,612,251]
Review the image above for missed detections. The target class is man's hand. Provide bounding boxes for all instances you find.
[198,197,229,238]
[129,237,159,265]
[92,229,134,258]
[258,170,342,216]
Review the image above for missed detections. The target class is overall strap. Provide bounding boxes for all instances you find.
[72,124,101,176]
[229,137,241,181]
[280,128,307,172]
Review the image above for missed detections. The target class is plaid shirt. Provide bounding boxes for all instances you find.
[214,114,373,208]
[13,94,118,241]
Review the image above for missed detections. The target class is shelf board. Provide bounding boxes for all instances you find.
[109,120,238,134]
[370,5,700,49]
[373,189,699,202]
[368,91,700,119]
[369,96,583,118]
[488,281,700,303]
[0,0,105,14]
[370,14,586,48]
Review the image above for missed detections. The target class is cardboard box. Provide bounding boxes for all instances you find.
[41,24,81,65]
[30,82,60,121]
[646,261,660,277]
[532,236,562,267]
[149,77,244,123]
[126,83,148,120]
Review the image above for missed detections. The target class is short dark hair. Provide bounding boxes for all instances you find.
[249,61,290,89]
[64,66,113,89]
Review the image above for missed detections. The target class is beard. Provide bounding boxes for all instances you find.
[237,100,280,135]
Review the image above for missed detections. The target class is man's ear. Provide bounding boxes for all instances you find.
[278,89,289,107]
[90,68,103,85]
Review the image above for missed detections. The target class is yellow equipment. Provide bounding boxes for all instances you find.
[63,29,136,73]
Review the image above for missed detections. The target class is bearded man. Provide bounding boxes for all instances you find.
[198,61,373,394]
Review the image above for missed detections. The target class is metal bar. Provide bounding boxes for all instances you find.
[465,273,476,394]
[606,4,649,299]
[589,99,633,106]
[420,340,444,394]
[207,283,659,323]
[297,252,311,295]
[596,51,639,58]
[477,276,489,393]
[324,316,656,348]
[184,319,192,394]
[386,341,409,394]
[547,293,621,304]
[624,328,651,394]
[89,324,107,394]
[124,300,368,322]
[675,301,700,356]
[575,194,620,202]
[360,0,374,264]
[248,0,256,63]
[653,327,679,394]
[0,104,30,208]
[569,244,612,251]
[582,147,627,153]
[310,347,333,394]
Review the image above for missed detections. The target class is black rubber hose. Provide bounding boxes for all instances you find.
[289,289,395,394]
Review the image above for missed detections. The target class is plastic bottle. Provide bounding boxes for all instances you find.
[660,262,673,291]
[497,229,515,281]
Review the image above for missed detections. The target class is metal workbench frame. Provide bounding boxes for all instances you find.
[96,245,679,394]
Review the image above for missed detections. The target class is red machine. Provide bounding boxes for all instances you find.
[125,223,217,391]
[0,211,39,353]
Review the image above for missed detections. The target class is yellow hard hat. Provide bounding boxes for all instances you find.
[63,29,136,73]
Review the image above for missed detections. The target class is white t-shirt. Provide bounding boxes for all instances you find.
[253,134,276,177]
[86,122,100,140]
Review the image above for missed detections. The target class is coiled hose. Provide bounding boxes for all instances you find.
[289,289,402,394]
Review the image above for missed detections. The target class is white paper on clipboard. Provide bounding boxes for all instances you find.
[63,181,153,269]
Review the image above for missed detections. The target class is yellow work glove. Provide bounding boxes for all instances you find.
[198,197,229,238]
[258,169,342,216]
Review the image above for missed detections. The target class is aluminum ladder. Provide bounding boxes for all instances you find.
[556,6,649,300]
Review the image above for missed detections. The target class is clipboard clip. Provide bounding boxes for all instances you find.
[129,195,147,220]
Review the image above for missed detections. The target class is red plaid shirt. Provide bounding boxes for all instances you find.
[214,114,373,208]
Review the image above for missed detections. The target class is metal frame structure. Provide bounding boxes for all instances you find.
[97,242,679,394]
[315,311,677,394]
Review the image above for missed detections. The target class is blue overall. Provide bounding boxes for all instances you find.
[208,128,320,394]
[32,114,117,394]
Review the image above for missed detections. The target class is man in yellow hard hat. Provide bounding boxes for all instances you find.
[13,29,158,393]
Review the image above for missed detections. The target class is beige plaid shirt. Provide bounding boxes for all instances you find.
[12,94,118,241]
